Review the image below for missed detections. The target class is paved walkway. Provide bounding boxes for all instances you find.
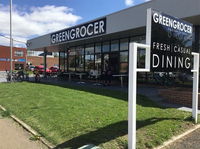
[0,116,48,149]
[164,128,200,149]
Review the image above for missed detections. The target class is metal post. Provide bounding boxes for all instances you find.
[191,52,199,123]
[44,49,47,78]
[128,42,138,149]
[128,43,150,149]
[10,0,13,81]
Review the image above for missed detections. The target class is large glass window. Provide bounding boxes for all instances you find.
[59,51,65,71]
[95,43,101,74]
[76,46,84,72]
[130,36,146,68]
[85,44,94,72]
[64,51,68,71]
[102,54,109,72]
[95,43,101,53]
[102,42,110,53]
[137,48,145,68]
[111,40,119,52]
[110,53,119,74]
[130,35,145,43]
[68,48,76,72]
[95,54,101,74]
[120,51,128,73]
[120,38,129,51]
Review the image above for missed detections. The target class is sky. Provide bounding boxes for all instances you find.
[0,0,150,47]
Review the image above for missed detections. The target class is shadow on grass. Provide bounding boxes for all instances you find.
[54,117,190,149]
[32,79,128,102]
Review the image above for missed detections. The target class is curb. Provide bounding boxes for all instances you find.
[154,123,200,149]
[0,105,55,149]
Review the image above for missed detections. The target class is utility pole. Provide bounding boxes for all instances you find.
[10,0,13,81]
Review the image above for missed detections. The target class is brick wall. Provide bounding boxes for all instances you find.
[159,88,200,108]
[27,56,59,68]
[0,45,26,71]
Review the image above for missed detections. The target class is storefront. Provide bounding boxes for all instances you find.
[27,0,200,78]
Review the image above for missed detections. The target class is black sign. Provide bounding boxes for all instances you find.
[51,18,106,44]
[147,9,193,72]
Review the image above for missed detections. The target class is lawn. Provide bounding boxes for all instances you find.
[0,82,195,149]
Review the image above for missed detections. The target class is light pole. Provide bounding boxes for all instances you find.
[10,0,13,81]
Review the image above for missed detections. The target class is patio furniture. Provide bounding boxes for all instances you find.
[112,74,128,87]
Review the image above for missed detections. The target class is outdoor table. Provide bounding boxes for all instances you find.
[75,73,87,84]
[112,74,128,87]
[63,72,75,81]
[92,74,102,86]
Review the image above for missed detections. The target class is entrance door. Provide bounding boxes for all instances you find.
[110,52,119,74]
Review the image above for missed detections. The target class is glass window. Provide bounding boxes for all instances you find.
[110,53,119,74]
[95,54,101,74]
[120,38,129,51]
[111,40,119,52]
[120,63,128,73]
[120,51,128,62]
[85,45,95,72]
[102,42,110,53]
[15,50,24,57]
[76,46,84,72]
[85,44,94,54]
[137,48,145,68]
[120,51,128,73]
[102,54,109,72]
[64,52,68,71]
[68,48,76,72]
[59,51,65,71]
[95,43,101,53]
[130,36,145,44]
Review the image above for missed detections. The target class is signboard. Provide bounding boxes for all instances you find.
[51,17,106,45]
[146,9,193,72]
[17,59,25,62]
[0,58,7,61]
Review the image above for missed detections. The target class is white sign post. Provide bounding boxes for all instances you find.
[128,42,150,149]
[191,52,199,123]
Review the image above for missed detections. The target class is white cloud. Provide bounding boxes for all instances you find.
[125,0,134,6]
[0,4,82,47]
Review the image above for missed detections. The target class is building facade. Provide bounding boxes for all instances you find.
[27,0,200,75]
[0,45,26,71]
[27,56,58,68]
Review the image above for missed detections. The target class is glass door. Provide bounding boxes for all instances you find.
[109,52,119,74]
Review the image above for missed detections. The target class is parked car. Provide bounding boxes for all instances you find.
[34,65,52,74]
[49,66,59,73]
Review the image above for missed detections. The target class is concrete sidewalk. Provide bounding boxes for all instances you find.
[0,116,48,149]
[164,127,200,149]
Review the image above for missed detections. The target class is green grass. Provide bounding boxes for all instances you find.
[0,82,195,149]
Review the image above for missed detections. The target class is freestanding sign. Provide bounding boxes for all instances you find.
[128,8,199,149]
[146,9,193,72]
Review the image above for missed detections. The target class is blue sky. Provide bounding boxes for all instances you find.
[0,0,149,46]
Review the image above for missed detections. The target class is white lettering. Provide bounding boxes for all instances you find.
[153,54,159,68]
